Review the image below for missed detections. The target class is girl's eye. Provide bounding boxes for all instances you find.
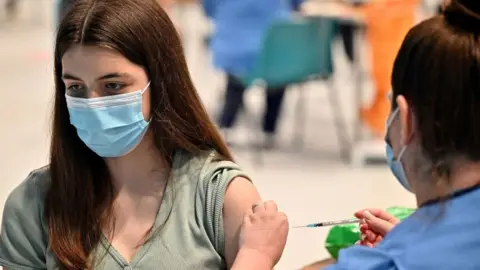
[66,84,86,97]
[105,83,125,91]
[67,84,83,90]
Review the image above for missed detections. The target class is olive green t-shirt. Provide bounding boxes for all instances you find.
[0,151,249,269]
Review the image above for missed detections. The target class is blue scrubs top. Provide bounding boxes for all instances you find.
[326,185,480,270]
[202,0,303,76]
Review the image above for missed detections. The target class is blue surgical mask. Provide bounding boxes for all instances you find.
[65,82,151,157]
[385,108,413,192]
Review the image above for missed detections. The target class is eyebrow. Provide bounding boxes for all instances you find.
[61,72,131,81]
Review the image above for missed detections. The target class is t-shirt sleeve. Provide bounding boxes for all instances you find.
[0,170,48,270]
[324,245,397,270]
[200,158,250,258]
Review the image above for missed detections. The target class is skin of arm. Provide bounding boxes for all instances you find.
[230,248,274,270]
[223,177,262,269]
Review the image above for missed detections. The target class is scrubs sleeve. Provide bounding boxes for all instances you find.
[325,246,398,270]
[0,169,49,269]
[202,0,216,18]
[290,0,304,11]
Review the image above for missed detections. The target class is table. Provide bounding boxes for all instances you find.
[301,1,364,23]
[301,0,386,167]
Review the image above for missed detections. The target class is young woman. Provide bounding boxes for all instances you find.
[0,0,263,269]
[237,0,480,269]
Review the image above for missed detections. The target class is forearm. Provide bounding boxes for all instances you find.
[231,249,274,270]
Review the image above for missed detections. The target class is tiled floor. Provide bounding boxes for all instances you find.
[0,2,415,269]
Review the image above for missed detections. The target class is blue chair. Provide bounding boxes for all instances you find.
[242,17,350,164]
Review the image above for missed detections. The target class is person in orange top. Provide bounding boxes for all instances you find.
[358,0,419,137]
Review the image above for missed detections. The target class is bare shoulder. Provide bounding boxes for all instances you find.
[224,177,259,206]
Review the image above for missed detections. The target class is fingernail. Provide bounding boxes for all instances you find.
[361,234,366,241]
[363,211,374,221]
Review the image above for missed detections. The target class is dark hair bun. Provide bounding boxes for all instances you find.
[444,0,480,31]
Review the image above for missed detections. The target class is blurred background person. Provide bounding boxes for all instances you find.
[358,0,419,137]
[4,0,18,20]
[337,0,366,64]
[202,0,303,148]
[55,0,73,27]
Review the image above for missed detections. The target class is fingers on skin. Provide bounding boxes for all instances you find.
[264,200,278,212]
[279,212,290,240]
[244,208,254,225]
[278,211,288,221]
[253,202,266,213]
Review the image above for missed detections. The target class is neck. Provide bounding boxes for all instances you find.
[104,131,170,196]
[415,159,480,206]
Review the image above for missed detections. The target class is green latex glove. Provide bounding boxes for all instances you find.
[325,207,415,259]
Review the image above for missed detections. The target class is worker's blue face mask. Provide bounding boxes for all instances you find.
[65,82,151,157]
[385,108,413,192]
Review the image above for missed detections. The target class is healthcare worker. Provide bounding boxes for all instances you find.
[233,0,480,269]
[202,0,303,148]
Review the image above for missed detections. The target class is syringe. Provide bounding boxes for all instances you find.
[292,218,359,228]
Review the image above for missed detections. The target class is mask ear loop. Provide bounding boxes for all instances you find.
[141,81,153,124]
[387,107,408,162]
[396,144,408,162]
[141,81,151,95]
[396,118,415,163]
[386,107,400,128]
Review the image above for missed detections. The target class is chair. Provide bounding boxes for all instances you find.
[241,18,350,165]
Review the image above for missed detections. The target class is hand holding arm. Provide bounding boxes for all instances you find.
[231,201,289,270]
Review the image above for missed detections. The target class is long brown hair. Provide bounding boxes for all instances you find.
[47,0,232,268]
[391,0,480,177]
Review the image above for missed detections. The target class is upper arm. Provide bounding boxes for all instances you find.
[199,157,260,269]
[223,177,261,269]
[0,171,47,269]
